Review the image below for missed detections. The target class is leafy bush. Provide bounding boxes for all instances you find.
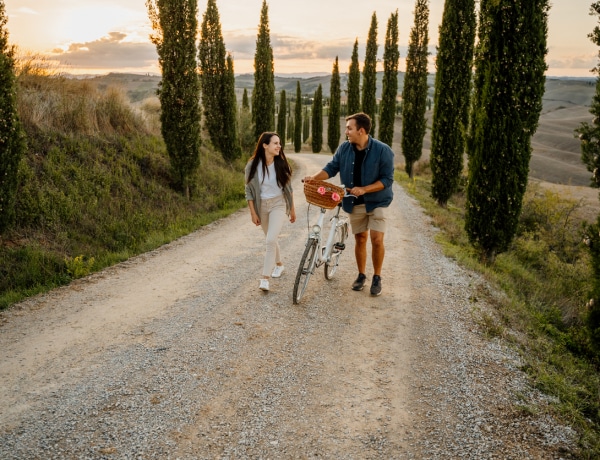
[65,255,95,279]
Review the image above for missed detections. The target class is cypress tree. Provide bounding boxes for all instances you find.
[378,10,399,147]
[277,90,286,143]
[465,0,548,263]
[401,0,430,178]
[294,81,302,152]
[303,106,310,143]
[288,117,294,143]
[238,85,254,154]
[362,12,378,133]
[252,0,276,139]
[311,84,323,153]
[238,96,254,154]
[223,53,241,160]
[347,39,361,115]
[147,0,201,197]
[0,0,26,233]
[242,88,249,110]
[430,0,476,206]
[327,57,341,153]
[199,0,225,153]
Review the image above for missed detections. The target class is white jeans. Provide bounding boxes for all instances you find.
[259,195,287,277]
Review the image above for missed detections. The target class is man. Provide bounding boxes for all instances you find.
[304,112,394,296]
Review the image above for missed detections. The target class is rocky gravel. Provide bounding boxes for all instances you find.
[0,154,578,459]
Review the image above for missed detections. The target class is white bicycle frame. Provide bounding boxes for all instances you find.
[308,204,345,267]
[293,183,352,304]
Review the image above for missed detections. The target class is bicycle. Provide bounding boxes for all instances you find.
[292,179,350,304]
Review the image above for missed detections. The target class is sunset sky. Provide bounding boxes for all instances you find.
[4,0,599,78]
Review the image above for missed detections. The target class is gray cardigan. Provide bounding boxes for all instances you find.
[245,161,294,216]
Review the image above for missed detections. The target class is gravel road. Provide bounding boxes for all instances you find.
[0,154,577,459]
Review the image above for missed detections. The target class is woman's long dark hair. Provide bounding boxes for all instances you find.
[246,132,292,188]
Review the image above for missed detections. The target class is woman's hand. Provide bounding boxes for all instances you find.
[289,208,296,224]
[251,212,261,226]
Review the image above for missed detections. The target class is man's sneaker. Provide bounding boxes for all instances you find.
[272,265,285,278]
[370,275,382,296]
[352,273,367,291]
[259,278,270,291]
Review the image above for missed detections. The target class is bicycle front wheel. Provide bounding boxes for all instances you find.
[324,221,349,280]
[293,238,319,304]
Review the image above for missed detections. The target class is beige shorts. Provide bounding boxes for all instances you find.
[348,204,387,234]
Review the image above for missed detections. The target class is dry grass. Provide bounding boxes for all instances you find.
[15,56,153,136]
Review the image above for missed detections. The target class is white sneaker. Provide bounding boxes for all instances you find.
[259,278,270,291]
[271,265,285,278]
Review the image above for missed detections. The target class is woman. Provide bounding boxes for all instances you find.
[245,132,296,291]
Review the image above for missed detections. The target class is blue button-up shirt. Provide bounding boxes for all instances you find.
[323,136,395,213]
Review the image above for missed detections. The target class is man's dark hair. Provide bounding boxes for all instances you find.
[346,112,372,134]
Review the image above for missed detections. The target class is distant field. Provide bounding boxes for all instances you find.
[531,78,596,186]
[88,73,597,187]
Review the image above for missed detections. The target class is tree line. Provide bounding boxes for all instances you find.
[0,0,550,262]
[141,0,549,278]
[4,0,587,338]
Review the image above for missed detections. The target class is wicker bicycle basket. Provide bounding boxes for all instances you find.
[303,180,345,209]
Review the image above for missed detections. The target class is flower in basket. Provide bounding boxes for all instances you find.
[331,192,341,202]
[317,186,326,195]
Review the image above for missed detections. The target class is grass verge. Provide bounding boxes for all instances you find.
[397,165,600,458]
[0,129,247,309]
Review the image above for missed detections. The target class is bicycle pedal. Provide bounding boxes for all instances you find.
[334,243,345,251]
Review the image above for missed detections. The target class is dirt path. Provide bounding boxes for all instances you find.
[0,154,577,458]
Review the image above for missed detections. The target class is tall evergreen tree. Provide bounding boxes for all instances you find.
[328,57,341,153]
[303,106,310,143]
[239,85,254,154]
[401,0,430,178]
[430,0,476,206]
[277,90,286,142]
[294,81,302,152]
[378,10,399,147]
[362,12,378,133]
[199,0,240,161]
[0,0,26,233]
[242,88,249,110]
[465,0,548,263]
[252,0,276,139]
[347,38,361,115]
[199,0,225,151]
[288,116,294,143]
[311,84,323,153]
[147,0,201,197]
[223,53,241,160]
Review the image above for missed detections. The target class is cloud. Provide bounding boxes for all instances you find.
[224,32,418,64]
[52,32,157,70]
[223,32,256,60]
[272,35,350,60]
[45,29,436,75]
[548,54,597,71]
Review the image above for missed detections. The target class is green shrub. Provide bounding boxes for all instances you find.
[65,255,95,279]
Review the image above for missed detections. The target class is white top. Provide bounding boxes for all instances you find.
[258,161,282,199]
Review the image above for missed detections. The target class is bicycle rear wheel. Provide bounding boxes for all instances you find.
[324,221,349,280]
[293,238,319,304]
